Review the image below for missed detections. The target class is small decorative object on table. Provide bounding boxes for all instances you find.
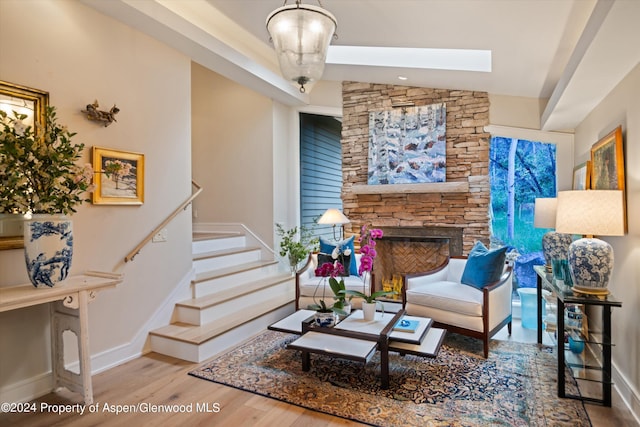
[393,318,419,333]
[0,106,93,287]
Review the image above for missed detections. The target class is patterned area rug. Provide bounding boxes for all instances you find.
[189,330,591,427]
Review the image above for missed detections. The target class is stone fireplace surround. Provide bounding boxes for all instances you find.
[340,81,492,258]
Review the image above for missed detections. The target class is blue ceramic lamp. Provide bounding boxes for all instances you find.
[555,190,625,295]
[534,197,573,271]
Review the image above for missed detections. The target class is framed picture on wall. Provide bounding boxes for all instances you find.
[0,81,49,250]
[590,126,624,191]
[92,147,144,205]
[572,161,591,190]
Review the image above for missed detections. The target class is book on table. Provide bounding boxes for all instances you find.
[393,318,420,333]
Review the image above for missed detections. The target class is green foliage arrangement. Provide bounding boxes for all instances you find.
[328,276,351,310]
[0,106,93,215]
[275,223,318,274]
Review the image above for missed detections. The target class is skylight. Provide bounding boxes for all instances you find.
[326,46,492,72]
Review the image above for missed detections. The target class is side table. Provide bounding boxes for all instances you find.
[0,272,122,404]
[534,265,621,406]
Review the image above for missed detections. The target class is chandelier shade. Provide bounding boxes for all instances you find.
[266,1,337,92]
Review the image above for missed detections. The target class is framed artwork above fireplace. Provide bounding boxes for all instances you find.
[368,103,446,185]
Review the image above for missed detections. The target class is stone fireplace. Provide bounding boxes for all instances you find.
[340,81,492,261]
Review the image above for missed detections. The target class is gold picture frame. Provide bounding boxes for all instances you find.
[572,161,591,190]
[590,126,624,191]
[0,81,50,250]
[590,125,626,231]
[92,147,144,205]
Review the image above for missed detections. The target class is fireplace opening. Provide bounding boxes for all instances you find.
[372,226,463,297]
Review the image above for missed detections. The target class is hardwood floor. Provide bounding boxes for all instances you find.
[1,322,638,426]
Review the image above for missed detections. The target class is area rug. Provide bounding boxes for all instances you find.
[189,330,591,426]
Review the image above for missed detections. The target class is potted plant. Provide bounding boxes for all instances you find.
[0,106,93,287]
[309,299,338,327]
[275,223,317,275]
[307,260,350,326]
[341,289,397,320]
[341,224,394,320]
[329,276,352,315]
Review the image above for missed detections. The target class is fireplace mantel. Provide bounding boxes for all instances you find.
[351,182,469,195]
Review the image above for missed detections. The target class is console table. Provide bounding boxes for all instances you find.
[0,272,122,404]
[534,265,621,406]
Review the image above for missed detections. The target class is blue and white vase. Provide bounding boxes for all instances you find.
[23,214,73,288]
[568,237,613,293]
[313,311,337,327]
[542,232,573,267]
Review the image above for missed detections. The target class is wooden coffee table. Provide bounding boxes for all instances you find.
[269,309,446,389]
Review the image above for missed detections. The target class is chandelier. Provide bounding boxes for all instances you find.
[266,0,337,93]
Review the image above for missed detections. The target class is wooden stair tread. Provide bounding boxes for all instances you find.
[150,294,292,344]
[193,246,261,261]
[193,259,278,283]
[192,232,242,241]
[177,273,293,309]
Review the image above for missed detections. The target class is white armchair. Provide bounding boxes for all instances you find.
[295,253,372,310]
[404,256,513,358]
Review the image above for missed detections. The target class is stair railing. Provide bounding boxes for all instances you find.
[125,180,203,263]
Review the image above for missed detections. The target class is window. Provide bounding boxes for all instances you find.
[299,113,343,241]
[489,136,557,288]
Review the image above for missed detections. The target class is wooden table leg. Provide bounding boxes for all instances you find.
[301,351,310,372]
[380,341,390,389]
[51,290,94,405]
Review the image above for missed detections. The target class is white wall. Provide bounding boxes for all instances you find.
[574,62,640,417]
[0,0,193,400]
[489,94,546,130]
[191,63,275,245]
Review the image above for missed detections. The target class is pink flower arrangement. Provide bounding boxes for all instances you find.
[358,225,383,275]
[315,261,345,278]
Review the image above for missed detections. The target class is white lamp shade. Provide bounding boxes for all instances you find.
[556,190,624,237]
[317,208,350,225]
[266,3,337,88]
[534,198,557,228]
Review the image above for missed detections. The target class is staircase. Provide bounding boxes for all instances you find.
[149,230,295,362]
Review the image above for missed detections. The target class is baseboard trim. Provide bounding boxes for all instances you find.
[612,360,640,425]
[1,268,195,403]
[90,267,196,374]
[0,372,53,405]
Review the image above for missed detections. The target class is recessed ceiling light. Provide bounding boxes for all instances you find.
[398,76,408,80]
[326,46,492,72]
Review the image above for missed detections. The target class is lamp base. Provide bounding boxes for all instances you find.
[567,237,614,292]
[542,231,573,266]
[571,285,610,296]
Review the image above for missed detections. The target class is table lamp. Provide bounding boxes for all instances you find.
[555,190,625,295]
[534,197,573,271]
[317,208,350,241]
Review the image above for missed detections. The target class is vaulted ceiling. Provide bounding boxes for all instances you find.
[82,0,640,131]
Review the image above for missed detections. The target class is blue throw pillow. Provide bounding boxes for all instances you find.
[319,235,358,276]
[460,241,508,289]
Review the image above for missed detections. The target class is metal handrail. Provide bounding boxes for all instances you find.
[124,180,203,263]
